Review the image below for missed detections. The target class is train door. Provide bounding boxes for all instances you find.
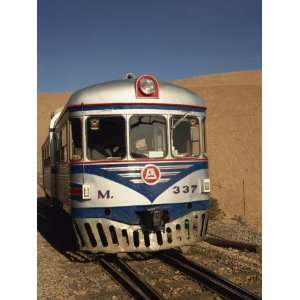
[56,121,71,212]
[69,117,84,205]
[41,146,45,190]
[50,130,58,202]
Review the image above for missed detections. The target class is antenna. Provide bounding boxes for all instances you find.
[123,72,136,80]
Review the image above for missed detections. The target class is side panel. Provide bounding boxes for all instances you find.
[43,165,52,196]
[53,111,71,213]
[56,162,70,213]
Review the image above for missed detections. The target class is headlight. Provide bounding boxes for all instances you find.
[135,75,159,98]
[140,78,156,95]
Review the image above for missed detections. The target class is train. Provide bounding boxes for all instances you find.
[41,74,210,253]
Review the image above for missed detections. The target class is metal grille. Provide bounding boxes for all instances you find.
[73,210,208,253]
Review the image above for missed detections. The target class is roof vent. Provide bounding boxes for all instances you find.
[124,72,136,80]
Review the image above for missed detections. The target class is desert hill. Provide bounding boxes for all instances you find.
[174,70,261,225]
[37,70,261,225]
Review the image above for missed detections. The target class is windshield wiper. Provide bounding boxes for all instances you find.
[172,112,192,129]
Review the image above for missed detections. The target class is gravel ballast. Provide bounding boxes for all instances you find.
[38,196,261,300]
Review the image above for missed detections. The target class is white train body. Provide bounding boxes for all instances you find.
[42,75,210,253]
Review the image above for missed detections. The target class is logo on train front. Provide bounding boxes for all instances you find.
[141,164,161,185]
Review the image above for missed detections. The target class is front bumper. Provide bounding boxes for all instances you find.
[73,210,209,253]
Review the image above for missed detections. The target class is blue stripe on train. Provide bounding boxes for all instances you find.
[70,183,82,188]
[70,161,208,202]
[70,195,82,201]
[68,104,206,113]
[71,200,209,224]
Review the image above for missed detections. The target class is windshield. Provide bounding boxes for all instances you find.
[129,115,167,159]
[171,115,200,157]
[86,116,126,160]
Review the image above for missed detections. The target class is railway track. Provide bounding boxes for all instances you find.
[98,251,261,300]
[157,250,261,300]
[37,200,261,299]
[98,255,165,300]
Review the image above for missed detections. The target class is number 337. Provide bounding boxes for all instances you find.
[172,185,197,194]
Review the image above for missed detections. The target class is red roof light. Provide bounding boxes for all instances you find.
[135,75,159,98]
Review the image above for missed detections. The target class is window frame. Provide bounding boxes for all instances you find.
[170,114,201,159]
[85,114,127,161]
[129,114,168,160]
[200,116,207,157]
[59,122,68,163]
[42,138,51,167]
[69,117,83,162]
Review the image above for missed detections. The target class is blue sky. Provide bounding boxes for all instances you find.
[38,0,261,92]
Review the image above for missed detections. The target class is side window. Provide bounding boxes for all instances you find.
[42,142,51,166]
[54,132,60,162]
[201,117,207,155]
[60,124,68,162]
[48,144,50,160]
[69,118,82,161]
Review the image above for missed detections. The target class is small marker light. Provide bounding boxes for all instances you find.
[203,179,211,193]
[82,184,91,200]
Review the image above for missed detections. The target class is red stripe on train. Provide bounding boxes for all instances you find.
[67,102,207,110]
[70,157,208,165]
[70,188,82,195]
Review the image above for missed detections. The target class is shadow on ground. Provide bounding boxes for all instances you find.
[37,197,91,263]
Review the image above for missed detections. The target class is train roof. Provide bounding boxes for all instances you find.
[66,77,206,108]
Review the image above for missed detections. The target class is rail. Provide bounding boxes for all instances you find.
[98,255,165,300]
[157,250,261,300]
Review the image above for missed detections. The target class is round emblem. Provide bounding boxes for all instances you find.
[141,164,161,185]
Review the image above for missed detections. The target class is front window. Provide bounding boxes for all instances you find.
[130,115,167,159]
[171,115,200,157]
[86,116,126,160]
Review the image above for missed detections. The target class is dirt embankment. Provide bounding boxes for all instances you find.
[174,70,261,225]
[37,70,261,225]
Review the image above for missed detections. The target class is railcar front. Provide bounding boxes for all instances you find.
[67,75,210,253]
